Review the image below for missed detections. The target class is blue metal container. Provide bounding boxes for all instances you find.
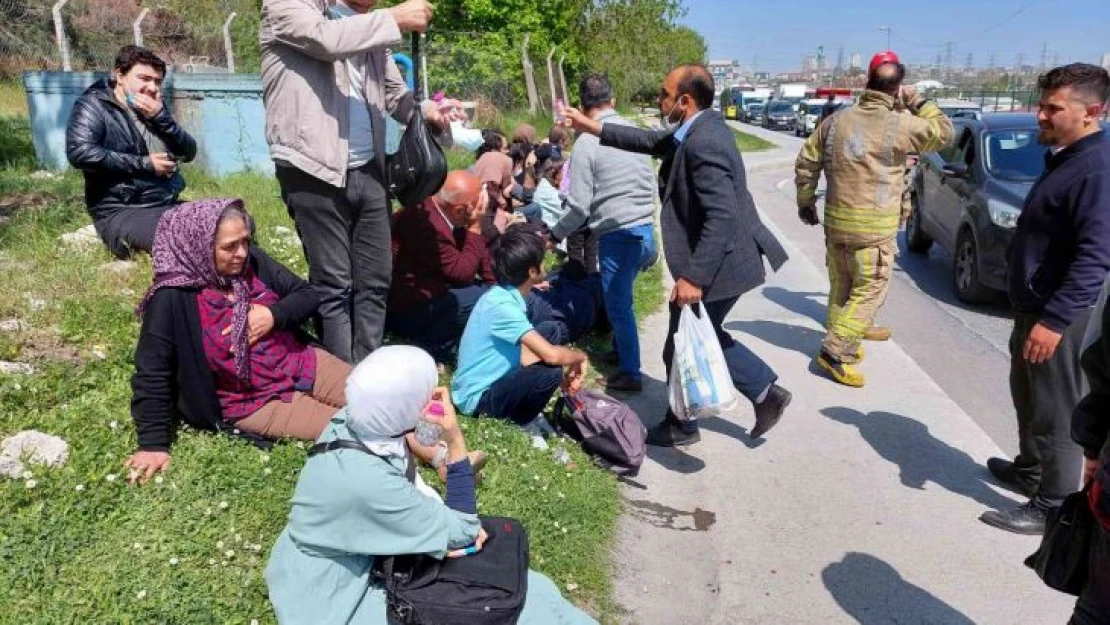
[22,71,110,170]
[169,73,272,177]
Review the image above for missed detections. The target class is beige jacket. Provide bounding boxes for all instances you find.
[260,0,415,187]
[795,90,953,245]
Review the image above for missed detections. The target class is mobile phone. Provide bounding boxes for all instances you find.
[555,98,566,123]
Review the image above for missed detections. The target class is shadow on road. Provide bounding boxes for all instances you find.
[821,407,1020,511]
[725,318,823,360]
[762,286,829,325]
[894,231,1013,320]
[616,373,708,475]
[823,552,975,625]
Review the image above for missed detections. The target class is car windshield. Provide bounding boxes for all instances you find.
[750,105,764,112]
[984,130,1045,181]
[807,104,824,114]
[769,103,793,114]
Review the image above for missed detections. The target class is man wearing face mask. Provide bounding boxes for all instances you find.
[66,45,197,259]
[561,65,792,447]
[794,51,953,388]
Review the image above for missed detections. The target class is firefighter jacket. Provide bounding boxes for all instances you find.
[795,90,953,246]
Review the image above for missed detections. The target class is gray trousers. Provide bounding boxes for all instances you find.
[1009,309,1091,507]
[276,163,391,364]
[93,204,172,259]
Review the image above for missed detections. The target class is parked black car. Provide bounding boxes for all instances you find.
[905,113,1044,303]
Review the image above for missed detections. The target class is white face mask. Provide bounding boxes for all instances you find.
[659,98,683,131]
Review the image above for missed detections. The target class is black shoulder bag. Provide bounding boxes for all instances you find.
[308,439,529,625]
[387,33,449,208]
[1023,486,1095,595]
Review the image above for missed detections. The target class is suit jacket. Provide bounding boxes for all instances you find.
[600,109,788,302]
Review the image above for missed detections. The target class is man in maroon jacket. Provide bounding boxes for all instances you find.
[387,171,494,363]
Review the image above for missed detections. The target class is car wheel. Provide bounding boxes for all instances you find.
[904,193,933,254]
[953,228,992,304]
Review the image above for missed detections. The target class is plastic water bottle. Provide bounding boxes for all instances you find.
[414,401,444,447]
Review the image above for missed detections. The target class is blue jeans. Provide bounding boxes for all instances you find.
[599,223,657,378]
[474,363,564,426]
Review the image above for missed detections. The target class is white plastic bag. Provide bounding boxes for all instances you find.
[668,304,737,420]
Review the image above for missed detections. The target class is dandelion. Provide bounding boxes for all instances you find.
[216,540,225,550]
[136,589,147,600]
[562,528,568,534]
[218,501,229,510]
[154,475,164,485]
[225,550,235,559]
[208,558,217,566]
[21,470,33,480]
[553,521,559,528]
[108,420,118,429]
[169,557,179,566]
[24,479,37,489]
[566,583,578,592]
[75,484,85,492]
[105,473,118,482]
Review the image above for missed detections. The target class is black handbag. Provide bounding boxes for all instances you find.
[373,516,529,625]
[1024,486,1095,595]
[307,439,529,624]
[387,33,448,208]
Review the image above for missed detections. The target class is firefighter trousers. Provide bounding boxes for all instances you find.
[822,239,895,363]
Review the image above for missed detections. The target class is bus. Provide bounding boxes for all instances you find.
[720,86,769,120]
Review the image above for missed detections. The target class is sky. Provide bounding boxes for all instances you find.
[680,0,1110,73]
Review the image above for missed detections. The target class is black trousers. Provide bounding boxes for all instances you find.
[1009,310,1091,507]
[93,204,173,259]
[276,163,391,364]
[1071,519,1110,625]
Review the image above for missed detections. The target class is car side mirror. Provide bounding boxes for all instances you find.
[942,163,970,178]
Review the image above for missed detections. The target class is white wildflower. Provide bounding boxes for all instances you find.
[136,589,147,600]
[218,501,229,510]
[24,479,37,489]
[75,484,85,492]
[108,420,118,430]
[205,508,213,516]
[208,558,217,566]
[154,475,164,484]
[21,470,32,480]
[216,541,225,550]
[104,473,118,482]
[225,550,235,559]
[263,467,273,475]
[132,542,142,550]
[169,557,179,566]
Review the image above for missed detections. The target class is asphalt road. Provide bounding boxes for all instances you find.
[733,120,1020,456]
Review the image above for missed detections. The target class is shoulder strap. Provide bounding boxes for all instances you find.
[307,438,418,484]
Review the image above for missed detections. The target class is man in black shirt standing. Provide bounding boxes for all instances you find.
[982,63,1110,534]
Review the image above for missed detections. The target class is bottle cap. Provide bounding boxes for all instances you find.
[427,402,444,416]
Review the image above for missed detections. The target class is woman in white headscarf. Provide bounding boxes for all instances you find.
[265,345,596,625]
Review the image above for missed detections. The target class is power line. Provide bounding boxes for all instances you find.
[891,0,1042,49]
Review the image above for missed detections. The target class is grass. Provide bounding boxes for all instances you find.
[731,127,777,153]
[0,86,667,624]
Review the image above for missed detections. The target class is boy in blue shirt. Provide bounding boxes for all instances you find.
[451,225,588,435]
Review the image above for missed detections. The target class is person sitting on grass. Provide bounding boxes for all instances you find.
[450,225,588,444]
[534,156,567,230]
[386,170,495,364]
[124,199,477,483]
[264,345,597,625]
[66,45,197,259]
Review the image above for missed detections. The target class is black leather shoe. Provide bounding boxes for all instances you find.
[645,419,700,447]
[599,373,643,393]
[986,457,1041,498]
[751,384,792,439]
[979,501,1047,535]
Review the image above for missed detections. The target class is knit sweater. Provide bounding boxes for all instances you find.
[550,109,655,241]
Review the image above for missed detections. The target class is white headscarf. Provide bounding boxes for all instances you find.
[345,345,438,458]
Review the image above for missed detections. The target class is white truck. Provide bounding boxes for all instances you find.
[775,83,808,111]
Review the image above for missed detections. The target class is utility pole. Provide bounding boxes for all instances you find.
[965,53,973,72]
[988,52,996,70]
[879,26,891,51]
[1039,42,1048,72]
[944,41,954,80]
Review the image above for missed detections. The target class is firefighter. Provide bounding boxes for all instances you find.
[795,51,954,387]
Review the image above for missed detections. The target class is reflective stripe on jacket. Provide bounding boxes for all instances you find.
[795,90,953,246]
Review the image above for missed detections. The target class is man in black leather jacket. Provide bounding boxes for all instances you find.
[66,45,196,258]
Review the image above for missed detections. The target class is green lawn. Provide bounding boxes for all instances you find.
[731,127,777,153]
[0,88,667,623]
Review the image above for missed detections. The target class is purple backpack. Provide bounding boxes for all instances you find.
[554,390,647,476]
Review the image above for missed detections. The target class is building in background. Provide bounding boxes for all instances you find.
[1102,52,1110,71]
[850,52,863,71]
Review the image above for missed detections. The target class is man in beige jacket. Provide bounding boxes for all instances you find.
[795,51,953,388]
[260,0,439,363]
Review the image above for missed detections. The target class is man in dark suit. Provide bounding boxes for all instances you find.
[562,65,793,446]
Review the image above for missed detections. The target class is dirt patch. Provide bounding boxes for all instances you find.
[5,328,83,366]
[0,191,55,219]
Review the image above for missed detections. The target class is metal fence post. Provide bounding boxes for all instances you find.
[133,8,149,47]
[558,53,568,104]
[546,46,558,119]
[51,0,72,71]
[223,12,238,73]
[521,34,539,115]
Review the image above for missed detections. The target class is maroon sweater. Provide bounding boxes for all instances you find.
[389,198,495,312]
